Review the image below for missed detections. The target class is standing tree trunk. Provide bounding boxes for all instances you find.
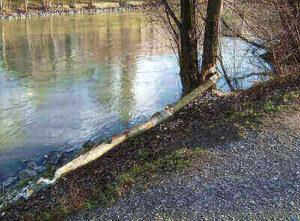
[24,0,28,12]
[89,0,94,8]
[41,0,46,10]
[160,0,201,95]
[179,0,201,95]
[41,0,51,11]
[201,0,223,82]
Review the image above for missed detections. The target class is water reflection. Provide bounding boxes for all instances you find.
[218,37,270,90]
[0,12,269,181]
[0,12,181,180]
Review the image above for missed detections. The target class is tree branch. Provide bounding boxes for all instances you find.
[221,18,267,49]
[160,0,181,29]
[165,7,180,44]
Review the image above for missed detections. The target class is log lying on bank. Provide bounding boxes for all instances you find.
[35,69,220,188]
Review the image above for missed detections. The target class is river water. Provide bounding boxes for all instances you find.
[0,12,269,181]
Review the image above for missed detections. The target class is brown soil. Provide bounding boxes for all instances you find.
[1,73,300,220]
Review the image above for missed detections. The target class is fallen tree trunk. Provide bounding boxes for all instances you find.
[34,70,220,190]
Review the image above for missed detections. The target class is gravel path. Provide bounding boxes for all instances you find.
[71,111,300,220]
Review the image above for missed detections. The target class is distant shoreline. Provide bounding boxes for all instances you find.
[0,1,149,20]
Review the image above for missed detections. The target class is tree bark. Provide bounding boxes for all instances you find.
[179,0,201,95]
[201,0,223,82]
[89,0,94,7]
[24,0,28,12]
[158,0,201,95]
[41,0,51,10]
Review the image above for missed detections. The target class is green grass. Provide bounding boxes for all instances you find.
[283,91,299,102]
[137,148,149,159]
[264,100,283,112]
[107,148,191,197]
[37,87,299,220]
[205,88,300,140]
[19,147,193,220]
[17,178,33,188]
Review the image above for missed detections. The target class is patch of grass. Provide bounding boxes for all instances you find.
[137,148,149,159]
[194,146,210,155]
[218,106,262,131]
[227,108,260,122]
[44,166,56,178]
[264,100,283,112]
[283,91,299,102]
[207,89,299,138]
[17,178,32,188]
[86,199,98,209]
[106,148,191,198]
[155,149,191,169]
[220,88,299,129]
[41,207,74,221]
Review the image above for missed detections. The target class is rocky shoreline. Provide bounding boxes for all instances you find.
[0,0,150,194]
[0,138,104,192]
[1,72,299,219]
[0,2,149,20]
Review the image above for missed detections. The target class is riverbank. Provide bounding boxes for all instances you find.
[1,72,299,219]
[0,1,149,20]
[0,9,173,190]
[72,108,300,220]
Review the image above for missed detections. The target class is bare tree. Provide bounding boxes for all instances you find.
[0,0,6,13]
[149,0,202,95]
[89,0,94,7]
[224,0,299,77]
[201,0,223,82]
[41,0,51,11]
[24,0,29,12]
[148,0,225,94]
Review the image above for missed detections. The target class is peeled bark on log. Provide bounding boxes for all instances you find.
[34,71,220,190]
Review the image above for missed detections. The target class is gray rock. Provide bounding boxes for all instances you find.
[33,166,47,174]
[63,145,80,154]
[290,216,299,221]
[26,161,37,169]
[64,148,75,154]
[3,176,18,187]
[44,151,63,165]
[18,169,38,181]
[21,159,31,164]
[82,140,96,149]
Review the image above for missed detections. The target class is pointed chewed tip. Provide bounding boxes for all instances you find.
[36,177,55,185]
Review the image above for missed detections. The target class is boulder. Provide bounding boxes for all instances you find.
[44,151,63,165]
[26,161,37,170]
[33,166,47,174]
[21,159,31,164]
[63,145,79,154]
[3,176,18,187]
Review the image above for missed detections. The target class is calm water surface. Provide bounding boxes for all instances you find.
[0,12,268,180]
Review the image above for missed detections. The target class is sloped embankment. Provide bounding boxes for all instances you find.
[2,73,300,219]
[72,107,300,220]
